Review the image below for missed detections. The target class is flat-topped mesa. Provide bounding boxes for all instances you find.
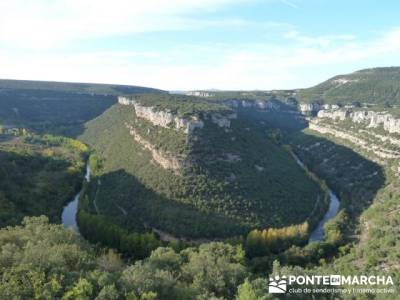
[118,95,237,133]
[317,108,400,134]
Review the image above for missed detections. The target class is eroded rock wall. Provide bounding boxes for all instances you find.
[126,124,191,173]
[317,108,400,134]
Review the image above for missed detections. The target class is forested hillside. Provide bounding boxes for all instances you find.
[79,94,323,240]
[297,67,400,106]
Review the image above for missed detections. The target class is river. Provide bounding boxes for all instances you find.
[61,155,339,241]
[61,164,90,231]
[292,153,340,242]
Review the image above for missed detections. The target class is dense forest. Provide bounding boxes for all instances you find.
[0,216,254,299]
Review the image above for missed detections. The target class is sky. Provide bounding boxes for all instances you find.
[0,0,400,90]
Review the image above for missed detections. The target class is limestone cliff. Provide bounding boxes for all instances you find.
[308,120,400,160]
[317,108,400,134]
[118,96,240,133]
[126,124,191,173]
[119,96,204,134]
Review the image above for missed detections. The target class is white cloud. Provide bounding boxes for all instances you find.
[1,28,400,90]
[283,30,355,48]
[0,0,253,49]
[0,0,399,90]
[279,0,299,9]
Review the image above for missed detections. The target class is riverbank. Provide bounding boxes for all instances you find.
[61,164,91,231]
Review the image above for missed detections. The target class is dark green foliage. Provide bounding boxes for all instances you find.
[78,210,161,260]
[297,67,400,106]
[0,216,97,299]
[236,278,269,300]
[0,217,249,300]
[0,134,86,227]
[209,90,296,103]
[121,243,247,299]
[123,93,231,117]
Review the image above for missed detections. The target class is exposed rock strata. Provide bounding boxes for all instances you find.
[119,97,204,134]
[119,96,238,133]
[308,120,400,160]
[126,124,191,173]
[304,104,400,134]
[299,103,321,113]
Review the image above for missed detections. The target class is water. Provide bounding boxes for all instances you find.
[292,153,340,242]
[61,164,90,231]
[62,154,339,241]
[308,190,340,242]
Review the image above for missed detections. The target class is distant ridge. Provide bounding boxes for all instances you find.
[0,79,164,96]
[297,66,400,106]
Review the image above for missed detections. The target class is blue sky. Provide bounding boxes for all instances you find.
[0,0,399,90]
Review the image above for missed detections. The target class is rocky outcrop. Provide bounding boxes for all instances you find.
[118,96,136,105]
[317,109,350,121]
[317,108,400,134]
[223,99,281,110]
[119,96,240,133]
[299,103,320,114]
[119,96,204,134]
[309,120,400,160]
[185,91,213,97]
[210,113,237,128]
[127,125,191,173]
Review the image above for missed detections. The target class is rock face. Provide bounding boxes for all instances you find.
[119,96,204,134]
[299,103,320,114]
[223,99,282,110]
[126,124,191,173]
[308,120,400,160]
[210,113,237,128]
[185,91,212,97]
[118,96,239,133]
[317,108,400,134]
[118,96,136,105]
[317,109,350,121]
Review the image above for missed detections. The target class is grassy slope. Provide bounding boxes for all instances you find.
[80,104,322,238]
